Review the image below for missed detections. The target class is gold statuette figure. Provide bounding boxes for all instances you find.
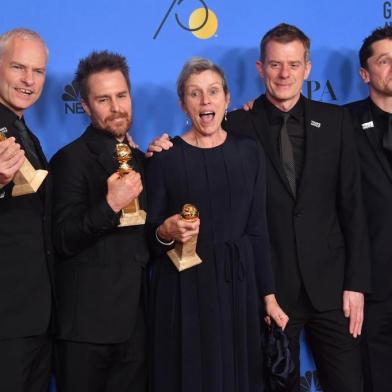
[0,127,48,197]
[114,143,146,226]
[167,203,202,271]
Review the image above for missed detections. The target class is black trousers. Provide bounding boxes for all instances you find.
[0,334,52,392]
[54,308,147,392]
[284,288,363,392]
[362,295,392,392]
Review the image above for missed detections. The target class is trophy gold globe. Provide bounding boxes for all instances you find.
[114,143,146,226]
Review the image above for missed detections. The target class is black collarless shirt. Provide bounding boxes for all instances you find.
[263,96,306,185]
[369,99,390,144]
[369,99,392,168]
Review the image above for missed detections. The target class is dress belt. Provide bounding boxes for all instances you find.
[224,240,246,283]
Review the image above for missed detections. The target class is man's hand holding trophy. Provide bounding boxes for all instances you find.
[0,127,47,196]
[107,142,146,227]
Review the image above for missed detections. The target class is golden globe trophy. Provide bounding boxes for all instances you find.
[114,143,146,227]
[0,127,47,197]
[167,203,202,271]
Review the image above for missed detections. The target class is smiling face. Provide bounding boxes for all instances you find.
[181,69,229,137]
[81,70,132,140]
[257,39,311,111]
[0,35,47,117]
[360,38,392,103]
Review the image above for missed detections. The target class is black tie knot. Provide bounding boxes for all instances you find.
[281,112,290,126]
[282,112,290,120]
[13,118,28,133]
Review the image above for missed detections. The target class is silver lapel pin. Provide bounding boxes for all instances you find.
[0,127,8,139]
[361,121,374,130]
[310,120,321,128]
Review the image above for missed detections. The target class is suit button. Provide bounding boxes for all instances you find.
[294,212,302,218]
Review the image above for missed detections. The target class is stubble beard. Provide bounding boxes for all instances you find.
[101,113,132,139]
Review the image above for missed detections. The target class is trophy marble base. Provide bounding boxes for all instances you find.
[12,160,48,197]
[118,209,147,227]
[118,198,146,227]
[167,235,202,271]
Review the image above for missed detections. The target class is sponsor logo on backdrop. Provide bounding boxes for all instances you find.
[300,370,322,391]
[154,0,218,40]
[305,80,337,102]
[384,1,392,26]
[62,81,85,115]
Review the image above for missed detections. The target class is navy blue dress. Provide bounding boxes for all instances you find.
[146,134,274,392]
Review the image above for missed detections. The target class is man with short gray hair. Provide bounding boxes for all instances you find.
[0,28,53,392]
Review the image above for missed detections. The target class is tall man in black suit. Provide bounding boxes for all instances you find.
[346,26,392,392]
[224,24,371,392]
[50,51,148,392]
[0,29,53,392]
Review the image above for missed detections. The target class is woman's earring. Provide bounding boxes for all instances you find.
[224,107,228,122]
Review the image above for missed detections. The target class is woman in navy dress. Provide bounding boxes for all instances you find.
[146,58,288,392]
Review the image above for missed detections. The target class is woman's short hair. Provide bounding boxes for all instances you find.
[177,57,229,103]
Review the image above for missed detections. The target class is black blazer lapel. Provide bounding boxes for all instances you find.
[20,125,49,201]
[298,99,322,200]
[83,126,117,176]
[251,97,295,199]
[28,127,49,168]
[359,104,392,184]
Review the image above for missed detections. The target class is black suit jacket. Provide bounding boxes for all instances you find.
[50,125,149,344]
[225,95,371,312]
[0,104,52,339]
[346,98,392,301]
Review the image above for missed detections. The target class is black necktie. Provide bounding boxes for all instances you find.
[13,118,42,169]
[382,115,392,153]
[280,113,296,196]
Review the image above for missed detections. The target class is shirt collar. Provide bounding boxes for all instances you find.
[0,103,23,127]
[263,94,304,125]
